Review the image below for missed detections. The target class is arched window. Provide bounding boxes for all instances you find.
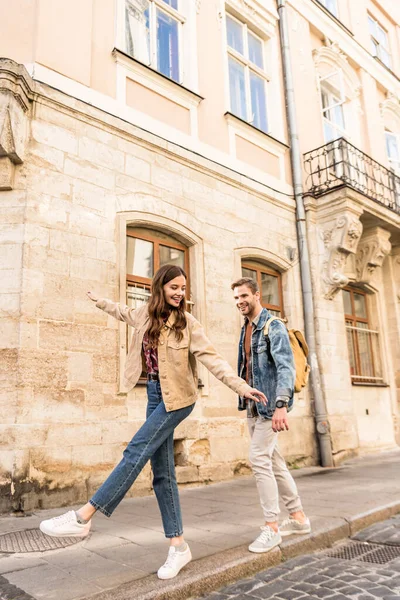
[242,260,283,316]
[126,227,190,310]
[342,286,383,384]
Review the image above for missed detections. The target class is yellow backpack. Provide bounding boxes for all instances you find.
[263,317,311,393]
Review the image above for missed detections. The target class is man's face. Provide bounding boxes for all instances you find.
[233,284,260,316]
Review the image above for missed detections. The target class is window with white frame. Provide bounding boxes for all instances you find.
[226,13,268,133]
[368,15,391,69]
[385,131,400,172]
[320,70,346,142]
[123,0,184,83]
[318,0,338,17]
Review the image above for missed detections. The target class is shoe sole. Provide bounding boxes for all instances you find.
[157,553,192,580]
[39,523,90,538]
[280,528,311,537]
[248,538,282,553]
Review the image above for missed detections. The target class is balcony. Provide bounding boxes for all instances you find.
[304,138,400,215]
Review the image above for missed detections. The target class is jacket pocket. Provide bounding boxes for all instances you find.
[167,339,189,349]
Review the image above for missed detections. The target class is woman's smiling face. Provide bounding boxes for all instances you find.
[163,275,186,308]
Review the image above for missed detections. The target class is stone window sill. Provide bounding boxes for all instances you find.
[113,48,204,110]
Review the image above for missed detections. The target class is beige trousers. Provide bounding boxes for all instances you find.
[247,416,303,522]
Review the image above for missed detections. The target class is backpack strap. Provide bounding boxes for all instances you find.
[263,316,286,337]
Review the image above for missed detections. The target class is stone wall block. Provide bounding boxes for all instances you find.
[125,154,151,183]
[39,321,117,353]
[31,120,78,155]
[17,350,68,388]
[64,157,115,190]
[92,354,117,383]
[70,256,109,283]
[68,352,92,382]
[79,137,124,172]
[45,423,102,447]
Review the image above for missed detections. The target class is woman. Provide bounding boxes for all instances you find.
[40,264,267,580]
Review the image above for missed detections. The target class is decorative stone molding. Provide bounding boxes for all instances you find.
[0,58,34,190]
[312,45,361,102]
[321,214,363,299]
[355,227,391,286]
[225,0,278,37]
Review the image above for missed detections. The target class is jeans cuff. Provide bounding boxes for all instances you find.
[165,530,183,538]
[89,499,112,518]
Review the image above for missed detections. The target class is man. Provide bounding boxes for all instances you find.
[231,277,311,553]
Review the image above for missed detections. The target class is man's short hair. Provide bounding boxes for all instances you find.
[231,277,259,293]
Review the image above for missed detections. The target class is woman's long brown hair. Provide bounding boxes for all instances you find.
[146,264,187,347]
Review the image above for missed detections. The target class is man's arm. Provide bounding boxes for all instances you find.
[268,320,296,432]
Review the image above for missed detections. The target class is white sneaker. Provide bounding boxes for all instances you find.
[40,511,91,538]
[157,545,192,580]
[279,517,311,537]
[248,526,282,553]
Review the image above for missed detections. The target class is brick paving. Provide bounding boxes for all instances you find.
[198,516,400,600]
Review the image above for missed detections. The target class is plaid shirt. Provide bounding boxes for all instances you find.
[142,332,159,375]
[243,312,262,419]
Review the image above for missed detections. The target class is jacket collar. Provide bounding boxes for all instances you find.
[253,308,270,331]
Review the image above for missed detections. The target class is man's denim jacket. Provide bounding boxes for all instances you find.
[237,308,296,419]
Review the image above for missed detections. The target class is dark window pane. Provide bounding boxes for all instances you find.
[248,32,263,68]
[229,57,246,120]
[226,15,244,54]
[157,9,180,81]
[161,0,178,8]
[354,293,367,318]
[261,272,279,306]
[242,267,256,280]
[125,0,150,64]
[159,245,185,268]
[250,71,268,132]
[126,237,153,278]
[342,290,352,315]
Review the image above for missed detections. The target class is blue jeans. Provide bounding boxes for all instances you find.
[90,380,194,538]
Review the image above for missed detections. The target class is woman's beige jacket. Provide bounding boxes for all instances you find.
[96,299,252,412]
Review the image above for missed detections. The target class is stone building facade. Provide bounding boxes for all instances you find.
[0,0,399,512]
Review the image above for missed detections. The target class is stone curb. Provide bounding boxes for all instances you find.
[83,501,400,600]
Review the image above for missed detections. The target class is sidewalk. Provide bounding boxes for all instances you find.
[0,449,399,600]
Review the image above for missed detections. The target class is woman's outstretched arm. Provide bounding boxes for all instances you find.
[188,315,267,405]
[87,292,137,327]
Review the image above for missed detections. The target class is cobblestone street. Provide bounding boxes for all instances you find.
[198,516,400,600]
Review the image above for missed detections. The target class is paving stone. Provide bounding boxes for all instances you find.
[219,578,262,595]
[254,568,289,583]
[322,580,348,590]
[250,580,293,598]
[308,587,336,598]
[367,586,397,597]
[353,578,384,590]
[275,590,305,600]
[337,574,358,582]
[337,585,364,595]
[304,574,331,585]
[283,566,322,582]
[292,582,317,593]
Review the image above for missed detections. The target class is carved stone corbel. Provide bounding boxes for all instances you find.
[321,214,363,299]
[0,58,34,190]
[355,227,391,285]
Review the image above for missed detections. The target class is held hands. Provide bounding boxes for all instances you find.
[243,388,268,406]
[272,407,289,432]
[86,291,98,303]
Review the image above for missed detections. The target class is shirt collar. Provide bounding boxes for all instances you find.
[245,308,263,328]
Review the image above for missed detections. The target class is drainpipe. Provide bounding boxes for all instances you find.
[277,0,333,467]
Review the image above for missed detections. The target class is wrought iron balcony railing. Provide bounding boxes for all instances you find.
[304,138,400,215]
